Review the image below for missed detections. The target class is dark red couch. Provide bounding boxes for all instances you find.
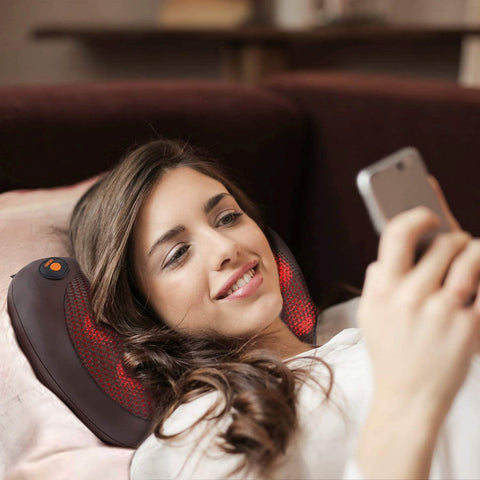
[1,73,479,304]
[263,72,480,301]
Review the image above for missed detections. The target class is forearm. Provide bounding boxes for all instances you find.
[356,395,444,480]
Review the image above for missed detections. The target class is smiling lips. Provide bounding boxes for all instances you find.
[227,268,255,296]
[215,261,263,301]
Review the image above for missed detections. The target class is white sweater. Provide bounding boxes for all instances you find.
[131,298,480,479]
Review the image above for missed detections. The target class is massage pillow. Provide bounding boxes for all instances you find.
[7,230,317,448]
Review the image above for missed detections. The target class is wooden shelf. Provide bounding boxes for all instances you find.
[33,24,480,43]
[32,23,480,84]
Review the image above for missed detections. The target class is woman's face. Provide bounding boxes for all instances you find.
[132,167,283,337]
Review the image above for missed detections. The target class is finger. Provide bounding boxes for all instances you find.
[406,231,471,299]
[378,206,441,279]
[361,261,391,298]
[443,239,480,304]
[427,175,461,231]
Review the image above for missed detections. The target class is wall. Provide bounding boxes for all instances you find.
[376,0,467,24]
[0,0,477,85]
[459,0,480,85]
[0,0,210,85]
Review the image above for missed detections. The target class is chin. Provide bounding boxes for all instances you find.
[245,294,283,334]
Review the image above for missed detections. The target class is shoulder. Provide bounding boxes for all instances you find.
[162,391,221,436]
[291,324,371,420]
[131,392,243,480]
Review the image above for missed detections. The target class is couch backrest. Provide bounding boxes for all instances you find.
[3,74,479,303]
[262,72,480,301]
[0,81,306,247]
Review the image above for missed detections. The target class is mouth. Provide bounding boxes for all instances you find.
[215,262,263,301]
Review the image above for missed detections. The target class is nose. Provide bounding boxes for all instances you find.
[204,228,239,271]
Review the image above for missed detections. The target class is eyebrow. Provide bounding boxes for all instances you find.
[147,192,232,258]
[203,192,231,215]
[147,224,186,257]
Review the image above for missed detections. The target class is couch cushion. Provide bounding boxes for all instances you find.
[262,72,480,299]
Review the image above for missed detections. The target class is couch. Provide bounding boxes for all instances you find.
[1,72,479,303]
[1,72,479,479]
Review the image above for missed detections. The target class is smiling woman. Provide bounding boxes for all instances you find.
[70,138,480,480]
[70,139,320,478]
[131,166,285,338]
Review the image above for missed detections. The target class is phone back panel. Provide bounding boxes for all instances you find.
[357,147,451,235]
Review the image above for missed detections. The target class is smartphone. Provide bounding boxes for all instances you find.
[356,147,452,256]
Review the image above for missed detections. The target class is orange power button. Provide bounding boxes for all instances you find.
[39,257,69,280]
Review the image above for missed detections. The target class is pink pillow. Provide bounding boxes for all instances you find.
[0,178,100,298]
[0,177,133,480]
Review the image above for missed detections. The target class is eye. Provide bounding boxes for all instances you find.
[217,211,243,227]
[164,244,190,269]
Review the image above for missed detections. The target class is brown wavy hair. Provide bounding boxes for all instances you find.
[70,139,333,477]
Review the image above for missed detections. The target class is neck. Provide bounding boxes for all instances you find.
[259,317,314,360]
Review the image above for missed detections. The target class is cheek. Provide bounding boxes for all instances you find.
[148,271,211,329]
[249,231,279,281]
[241,222,271,254]
[240,226,281,298]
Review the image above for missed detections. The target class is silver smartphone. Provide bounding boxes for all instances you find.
[357,147,452,255]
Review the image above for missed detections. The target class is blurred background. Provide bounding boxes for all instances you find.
[2,0,480,86]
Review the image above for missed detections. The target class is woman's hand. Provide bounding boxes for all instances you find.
[360,207,480,412]
[356,206,480,479]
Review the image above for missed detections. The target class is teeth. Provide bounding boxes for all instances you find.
[226,268,255,296]
[242,272,252,282]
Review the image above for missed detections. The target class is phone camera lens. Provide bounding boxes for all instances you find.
[396,161,405,171]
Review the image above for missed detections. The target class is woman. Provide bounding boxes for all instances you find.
[70,139,480,479]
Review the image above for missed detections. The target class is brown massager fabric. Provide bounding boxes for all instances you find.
[7,232,317,448]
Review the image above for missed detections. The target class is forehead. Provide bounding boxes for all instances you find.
[135,167,229,235]
[148,167,228,207]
